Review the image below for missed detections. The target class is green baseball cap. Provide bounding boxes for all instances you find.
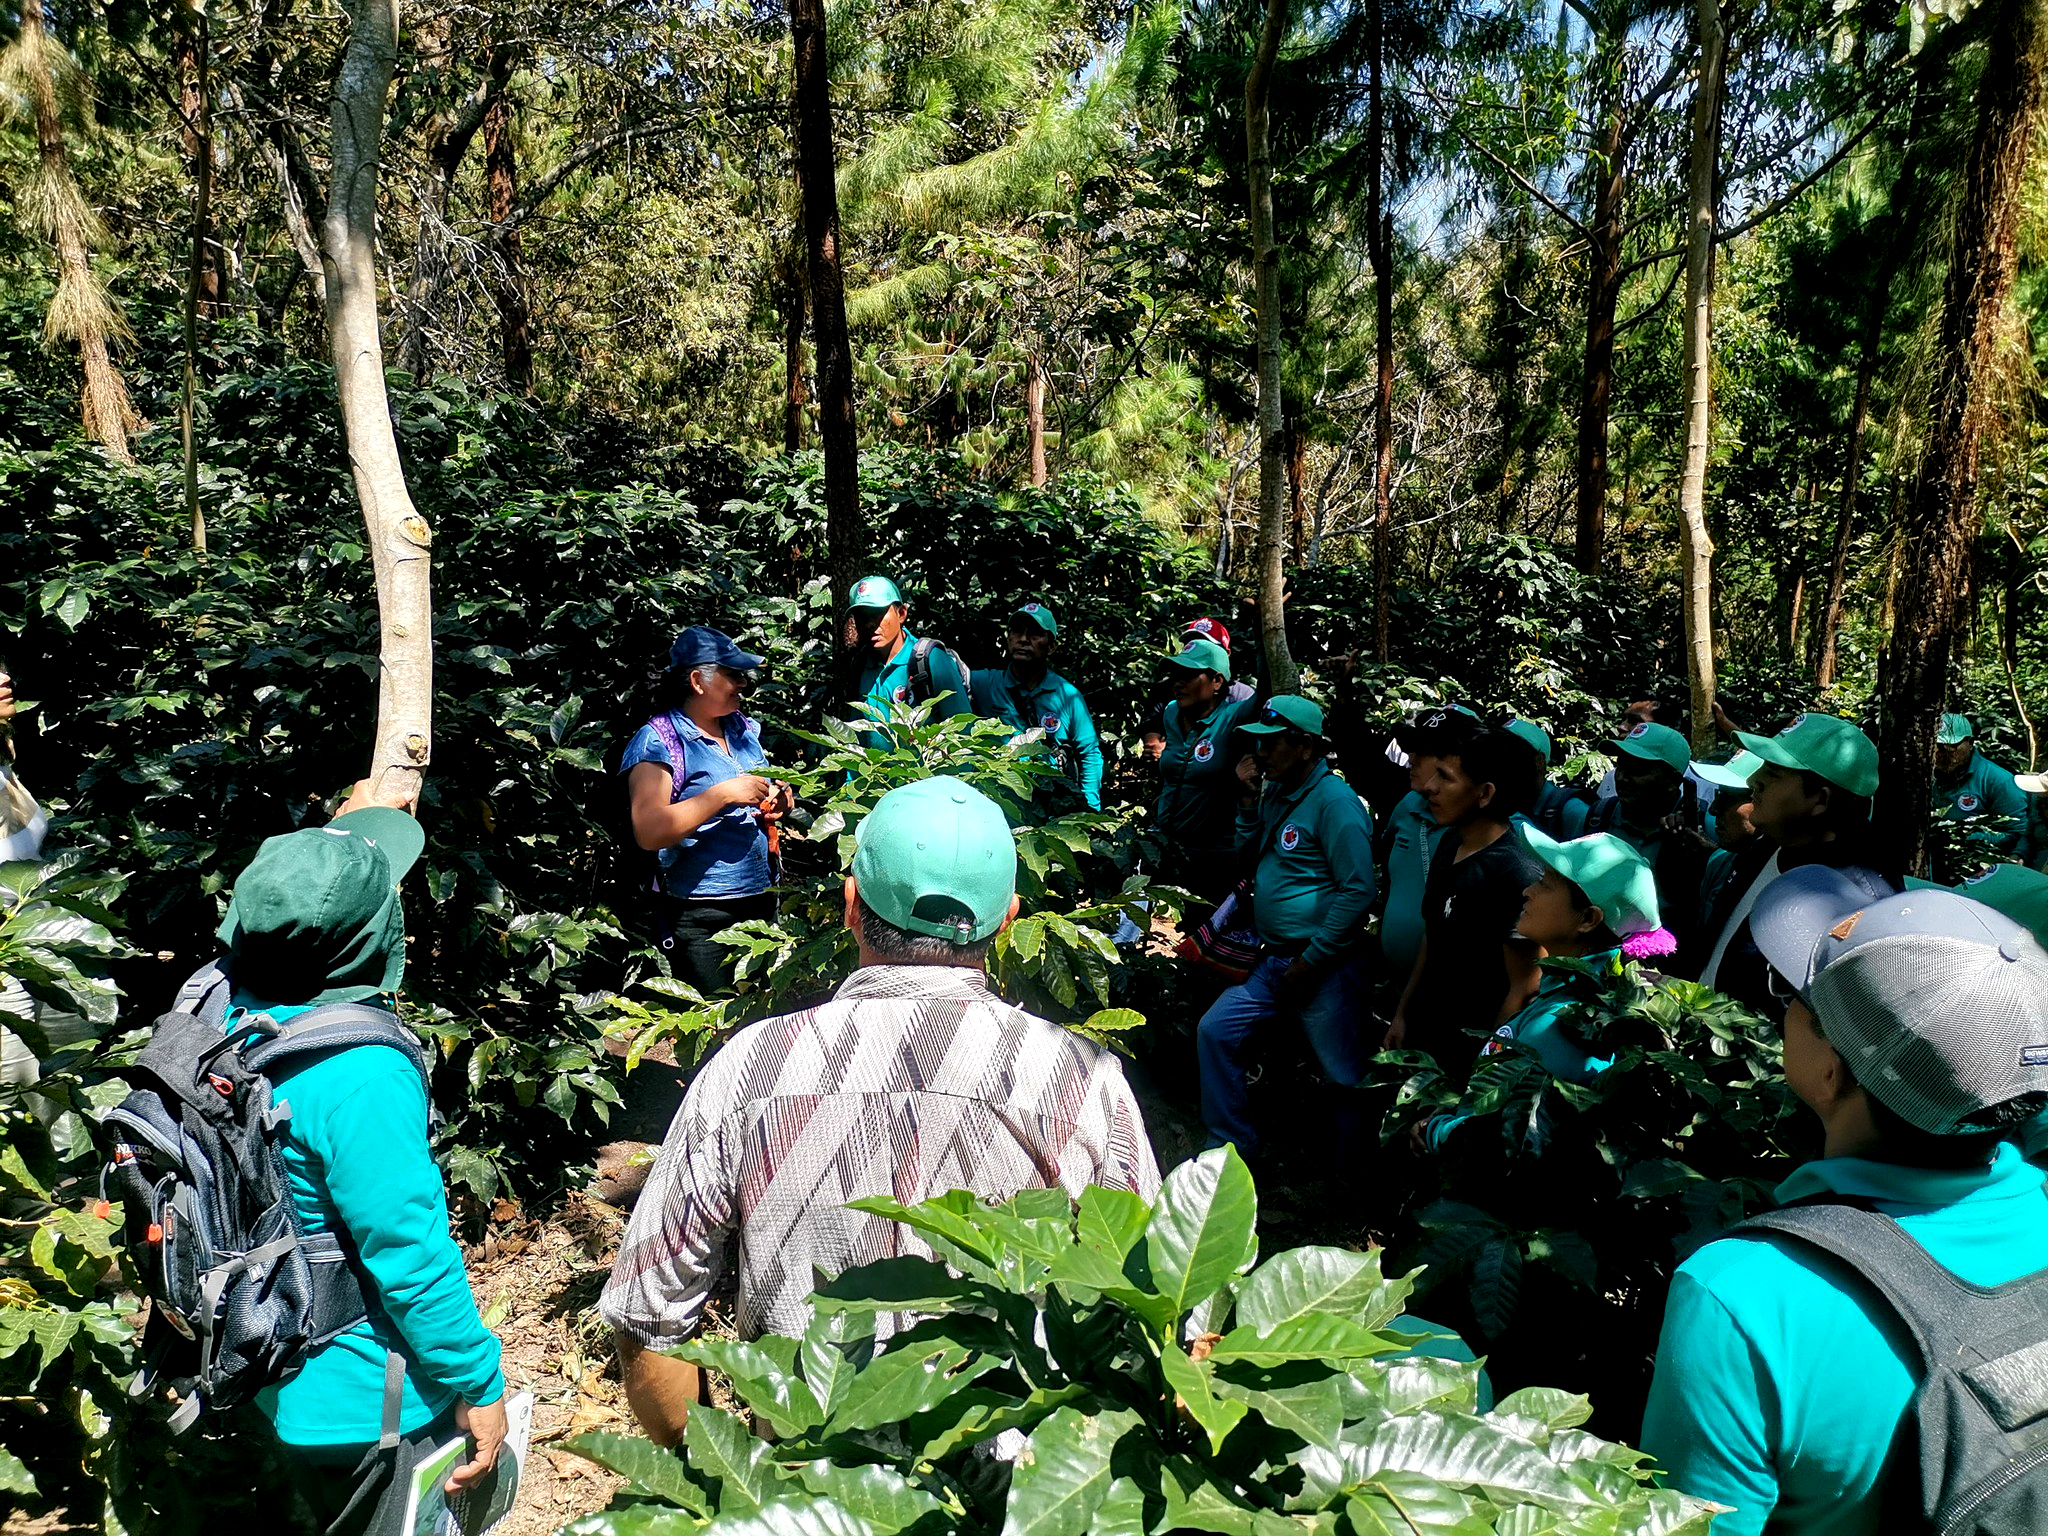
[1950,864,2048,952]
[217,807,426,1005]
[1693,751,1762,791]
[1504,718,1552,765]
[1519,825,1661,938]
[1011,601,1058,636]
[1240,695,1325,736]
[852,776,1017,944]
[845,575,905,613]
[1736,713,1880,798]
[1611,721,1691,775]
[1167,638,1232,675]
[1937,712,1975,746]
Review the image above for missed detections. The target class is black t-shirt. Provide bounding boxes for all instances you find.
[1408,829,1542,1066]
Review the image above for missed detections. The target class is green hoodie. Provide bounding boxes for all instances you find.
[1234,759,1377,968]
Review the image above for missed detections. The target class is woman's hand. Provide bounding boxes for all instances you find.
[446,1396,508,1492]
[759,781,795,822]
[720,774,774,809]
[1382,1013,1407,1051]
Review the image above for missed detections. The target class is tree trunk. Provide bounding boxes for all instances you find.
[18,0,136,460]
[790,0,863,591]
[1574,101,1626,574]
[483,93,533,392]
[324,0,434,804]
[1367,0,1396,660]
[1675,0,1725,754]
[179,0,214,550]
[1246,0,1300,694]
[783,248,808,453]
[1286,416,1307,558]
[1815,344,1874,688]
[1875,0,2048,874]
[1026,353,1048,488]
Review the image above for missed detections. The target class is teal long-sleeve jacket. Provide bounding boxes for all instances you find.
[969,665,1104,809]
[1235,760,1376,969]
[232,996,504,1446]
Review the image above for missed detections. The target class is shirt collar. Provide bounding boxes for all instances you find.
[1776,1140,2043,1210]
[833,964,997,1003]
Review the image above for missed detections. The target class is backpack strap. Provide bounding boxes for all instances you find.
[238,1002,432,1093]
[647,712,690,804]
[173,960,235,1032]
[1730,1199,2048,1423]
[909,637,937,701]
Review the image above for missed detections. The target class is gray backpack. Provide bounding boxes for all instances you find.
[1735,1199,2048,1535]
[100,962,429,1437]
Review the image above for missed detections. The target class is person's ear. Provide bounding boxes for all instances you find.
[843,876,861,935]
[1579,902,1605,937]
[1810,781,1834,817]
[996,893,1023,935]
[1475,779,1498,811]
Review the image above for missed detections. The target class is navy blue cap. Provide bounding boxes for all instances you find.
[668,626,765,672]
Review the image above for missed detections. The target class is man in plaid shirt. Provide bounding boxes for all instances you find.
[601,776,1161,1444]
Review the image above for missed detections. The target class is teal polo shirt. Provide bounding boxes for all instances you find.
[228,997,504,1446]
[1156,693,1264,862]
[1642,1143,2048,1535]
[1937,750,2031,860]
[851,630,970,748]
[1233,760,1376,967]
[969,666,1104,809]
[1381,790,1450,983]
[1423,952,1617,1151]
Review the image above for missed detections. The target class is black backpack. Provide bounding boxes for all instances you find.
[1733,1199,2048,1534]
[906,636,971,709]
[100,961,430,1436]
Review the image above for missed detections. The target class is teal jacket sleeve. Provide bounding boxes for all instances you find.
[1985,769,2031,856]
[1640,1270,1776,1535]
[1235,794,1264,854]
[1302,789,1378,969]
[1557,795,1591,839]
[1069,690,1104,810]
[315,1059,505,1408]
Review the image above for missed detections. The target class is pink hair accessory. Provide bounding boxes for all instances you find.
[1621,927,1678,961]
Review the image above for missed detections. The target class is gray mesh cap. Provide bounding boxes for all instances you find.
[1753,867,2048,1135]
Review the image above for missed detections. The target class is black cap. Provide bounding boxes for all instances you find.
[1394,705,1484,757]
[668,626,765,672]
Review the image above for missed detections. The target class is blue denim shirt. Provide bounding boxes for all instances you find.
[619,711,772,899]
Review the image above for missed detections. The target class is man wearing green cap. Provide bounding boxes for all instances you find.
[602,775,1159,1445]
[968,600,1104,809]
[1195,696,1376,1159]
[1932,712,2030,864]
[208,781,506,1529]
[1155,636,1265,899]
[839,574,971,748]
[1558,721,1712,947]
[1684,713,1896,1015]
[1502,718,1581,841]
[2022,770,2048,872]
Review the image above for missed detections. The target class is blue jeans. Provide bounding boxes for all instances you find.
[1197,952,1371,1158]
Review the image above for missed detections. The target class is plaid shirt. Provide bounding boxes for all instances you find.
[600,964,1161,1344]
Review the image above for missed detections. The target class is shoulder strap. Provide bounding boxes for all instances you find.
[173,960,234,1032]
[909,637,937,698]
[238,1003,432,1093]
[647,712,689,803]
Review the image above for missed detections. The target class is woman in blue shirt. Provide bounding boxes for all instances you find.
[621,627,791,995]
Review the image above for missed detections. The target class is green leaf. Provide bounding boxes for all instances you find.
[800,1309,874,1420]
[1211,1365,1346,1450]
[825,1336,999,1434]
[0,1444,34,1496]
[1085,1476,1147,1536]
[1160,1341,1247,1455]
[675,1337,825,1437]
[1076,1186,1150,1264]
[1208,1315,1395,1368]
[1343,1478,1499,1535]
[1234,1247,1407,1333]
[792,1462,946,1534]
[0,1305,81,1382]
[1136,1145,1257,1322]
[909,1382,1093,1460]
[1002,1405,1139,1536]
[704,1496,881,1536]
[561,1432,711,1513]
[1155,1456,1301,1536]
[563,1514,703,1535]
[1349,1413,1600,1511]
[812,1255,991,1315]
[685,1405,788,1513]
[1491,1387,1593,1433]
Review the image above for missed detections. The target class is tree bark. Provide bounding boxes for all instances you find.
[1675,0,1725,754]
[790,0,863,591]
[1026,353,1048,488]
[1875,0,2048,873]
[324,0,434,804]
[483,92,533,392]
[1367,0,1396,660]
[783,244,808,453]
[1286,416,1307,558]
[1246,0,1300,695]
[19,0,136,460]
[1574,98,1626,574]
[179,0,214,550]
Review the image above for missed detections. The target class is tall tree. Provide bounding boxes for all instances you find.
[325,0,434,802]
[3,0,138,459]
[790,0,862,591]
[177,0,214,550]
[1247,0,1300,692]
[1366,0,1395,659]
[1876,0,2048,871]
[482,89,533,392]
[1675,0,1729,752]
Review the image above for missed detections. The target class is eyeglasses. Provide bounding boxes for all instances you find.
[1765,966,1802,1024]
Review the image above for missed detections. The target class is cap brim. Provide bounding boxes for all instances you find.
[1239,722,1288,735]
[2018,774,2048,794]
[332,807,426,883]
[1516,821,1569,874]
[1167,653,1216,670]
[729,650,766,670]
[1692,757,1755,790]
[1750,865,1873,994]
[1734,731,1807,776]
[1011,610,1056,635]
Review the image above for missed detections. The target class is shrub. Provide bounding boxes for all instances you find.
[560,1150,1721,1535]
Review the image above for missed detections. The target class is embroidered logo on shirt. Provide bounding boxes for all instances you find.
[1193,740,1215,763]
[893,685,909,703]
[1042,713,1060,732]
[1279,824,1300,851]
[1958,793,1982,814]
